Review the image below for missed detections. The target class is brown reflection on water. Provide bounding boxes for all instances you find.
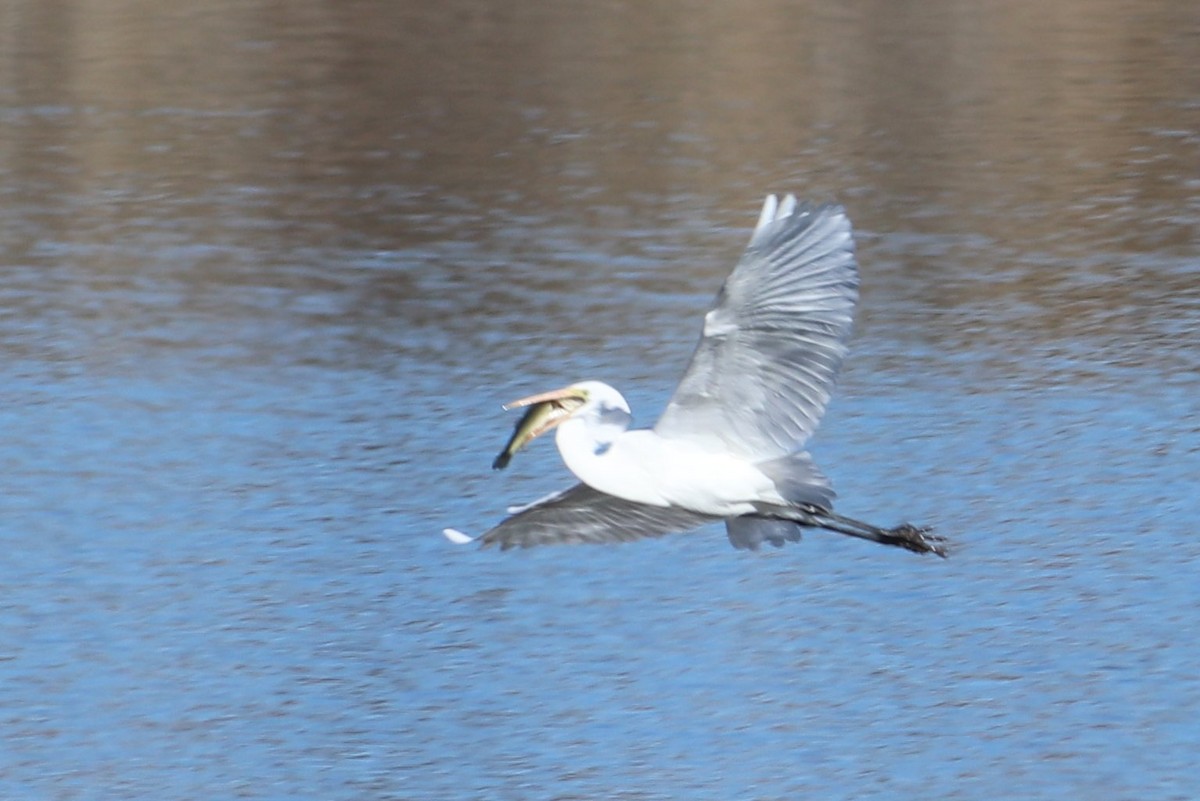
[1,0,1197,375]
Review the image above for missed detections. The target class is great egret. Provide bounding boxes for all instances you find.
[445,195,945,556]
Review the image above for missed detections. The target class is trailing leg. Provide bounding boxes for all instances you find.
[764,504,947,557]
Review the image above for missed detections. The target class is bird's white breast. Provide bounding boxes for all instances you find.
[557,423,781,516]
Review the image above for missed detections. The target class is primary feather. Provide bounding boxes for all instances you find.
[655,198,857,458]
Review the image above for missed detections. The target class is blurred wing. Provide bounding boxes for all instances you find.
[478,484,715,549]
[655,195,858,459]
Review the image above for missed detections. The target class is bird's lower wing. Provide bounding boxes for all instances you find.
[445,483,716,549]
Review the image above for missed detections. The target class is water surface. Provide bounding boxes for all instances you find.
[2,1,1199,799]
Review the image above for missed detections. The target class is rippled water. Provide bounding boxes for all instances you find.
[2,1,1199,799]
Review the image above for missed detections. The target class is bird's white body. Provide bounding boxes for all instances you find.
[552,383,784,516]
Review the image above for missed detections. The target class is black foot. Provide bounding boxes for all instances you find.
[883,523,948,557]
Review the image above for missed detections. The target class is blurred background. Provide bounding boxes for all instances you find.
[1,1,1198,799]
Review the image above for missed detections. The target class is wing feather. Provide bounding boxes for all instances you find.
[478,483,715,549]
[654,196,858,458]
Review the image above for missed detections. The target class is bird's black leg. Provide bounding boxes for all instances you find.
[780,505,947,557]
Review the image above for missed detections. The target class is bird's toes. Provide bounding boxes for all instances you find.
[888,523,948,558]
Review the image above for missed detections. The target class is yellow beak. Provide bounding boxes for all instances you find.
[503,385,586,411]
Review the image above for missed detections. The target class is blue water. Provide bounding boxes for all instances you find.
[3,2,1200,799]
[4,205,1198,799]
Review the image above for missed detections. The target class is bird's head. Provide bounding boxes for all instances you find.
[492,380,630,469]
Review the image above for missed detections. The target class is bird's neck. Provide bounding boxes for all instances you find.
[555,415,631,497]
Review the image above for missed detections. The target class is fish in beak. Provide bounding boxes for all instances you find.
[492,386,588,469]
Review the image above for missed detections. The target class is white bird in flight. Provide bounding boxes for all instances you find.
[445,195,945,556]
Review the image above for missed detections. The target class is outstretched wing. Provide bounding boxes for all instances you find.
[654,195,859,459]
[474,484,715,549]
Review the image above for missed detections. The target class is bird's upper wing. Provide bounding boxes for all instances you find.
[476,483,715,549]
[654,195,858,459]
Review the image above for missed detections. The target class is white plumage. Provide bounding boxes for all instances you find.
[445,195,945,556]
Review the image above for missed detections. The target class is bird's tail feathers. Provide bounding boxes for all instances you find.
[757,451,835,508]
